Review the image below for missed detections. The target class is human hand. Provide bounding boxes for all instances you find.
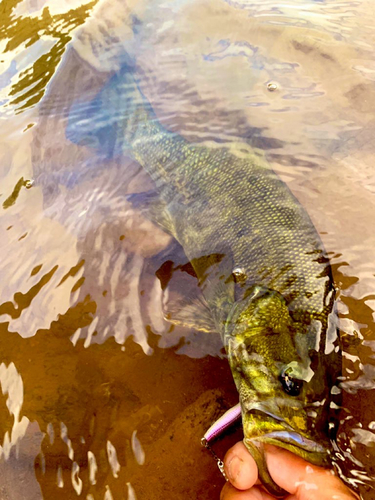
[220,442,360,500]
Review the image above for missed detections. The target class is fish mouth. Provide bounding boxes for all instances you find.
[242,408,328,465]
[243,417,328,498]
[246,430,326,456]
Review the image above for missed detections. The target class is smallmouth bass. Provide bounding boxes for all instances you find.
[67,64,341,496]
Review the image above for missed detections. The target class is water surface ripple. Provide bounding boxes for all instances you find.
[0,0,375,498]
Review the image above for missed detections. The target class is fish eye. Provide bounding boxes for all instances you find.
[280,368,303,396]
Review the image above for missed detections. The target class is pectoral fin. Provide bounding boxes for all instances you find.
[164,292,217,333]
[192,251,236,330]
[127,190,176,236]
[156,259,217,333]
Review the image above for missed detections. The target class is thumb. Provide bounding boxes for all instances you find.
[264,445,360,500]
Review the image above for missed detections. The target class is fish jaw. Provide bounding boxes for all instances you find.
[243,439,327,498]
[242,412,329,497]
[242,405,329,458]
[244,431,328,465]
[243,439,288,498]
[242,408,330,492]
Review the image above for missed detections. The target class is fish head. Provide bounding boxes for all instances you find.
[224,285,340,469]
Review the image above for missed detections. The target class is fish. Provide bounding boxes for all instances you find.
[67,64,341,496]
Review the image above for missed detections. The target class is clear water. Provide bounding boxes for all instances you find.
[1,0,375,498]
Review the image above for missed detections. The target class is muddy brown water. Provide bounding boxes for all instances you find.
[1,0,375,498]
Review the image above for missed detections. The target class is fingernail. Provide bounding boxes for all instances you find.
[228,456,242,482]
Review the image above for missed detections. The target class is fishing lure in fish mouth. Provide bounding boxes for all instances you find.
[202,403,288,497]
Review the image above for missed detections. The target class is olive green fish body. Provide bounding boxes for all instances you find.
[129,108,333,330]
[68,67,341,495]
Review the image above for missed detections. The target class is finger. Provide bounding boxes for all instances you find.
[223,441,259,490]
[220,481,276,500]
[264,445,359,500]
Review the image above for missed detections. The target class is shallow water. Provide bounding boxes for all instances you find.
[1,0,375,498]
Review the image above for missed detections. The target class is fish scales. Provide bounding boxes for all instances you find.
[68,66,341,497]
[127,108,331,323]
